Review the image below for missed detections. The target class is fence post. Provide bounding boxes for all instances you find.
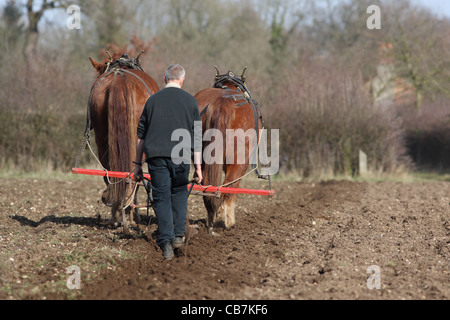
[359,150,368,176]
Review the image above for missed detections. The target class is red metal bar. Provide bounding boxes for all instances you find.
[72,168,150,180]
[72,168,275,196]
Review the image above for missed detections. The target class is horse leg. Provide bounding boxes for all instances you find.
[96,133,111,206]
[203,196,222,236]
[219,164,247,230]
[121,207,130,235]
[204,190,238,233]
[221,194,237,230]
[109,203,120,227]
[101,179,112,207]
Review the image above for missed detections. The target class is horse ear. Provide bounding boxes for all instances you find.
[89,57,102,72]
[241,67,247,79]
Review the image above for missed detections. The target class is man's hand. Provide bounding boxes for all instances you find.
[193,152,202,184]
[132,165,143,182]
[194,165,203,184]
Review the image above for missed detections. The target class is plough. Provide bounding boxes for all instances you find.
[71,168,275,197]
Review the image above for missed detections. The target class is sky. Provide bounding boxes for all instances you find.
[412,0,450,17]
[1,0,450,26]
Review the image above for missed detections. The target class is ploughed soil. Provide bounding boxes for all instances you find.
[0,177,448,300]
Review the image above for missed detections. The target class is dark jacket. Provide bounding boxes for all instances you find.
[137,87,201,163]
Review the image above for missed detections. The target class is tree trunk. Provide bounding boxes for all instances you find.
[23,0,42,77]
[23,29,39,75]
[415,88,423,110]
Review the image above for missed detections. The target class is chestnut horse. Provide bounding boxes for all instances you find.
[87,52,159,234]
[195,68,264,235]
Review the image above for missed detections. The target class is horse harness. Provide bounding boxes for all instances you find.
[201,70,263,123]
[200,71,268,180]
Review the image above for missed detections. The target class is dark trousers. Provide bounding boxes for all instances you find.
[147,157,190,247]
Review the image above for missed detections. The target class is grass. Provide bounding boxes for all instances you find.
[1,166,449,183]
[0,166,99,181]
[270,169,450,183]
[409,171,450,182]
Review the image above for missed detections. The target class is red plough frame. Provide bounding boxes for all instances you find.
[72,168,275,196]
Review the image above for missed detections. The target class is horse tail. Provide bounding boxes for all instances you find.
[106,76,137,206]
[203,99,236,213]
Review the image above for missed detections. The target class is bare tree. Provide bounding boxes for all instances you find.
[23,0,68,65]
[383,0,450,109]
[1,1,25,53]
[80,0,139,49]
[255,0,311,67]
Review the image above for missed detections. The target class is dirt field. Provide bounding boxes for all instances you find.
[0,176,448,300]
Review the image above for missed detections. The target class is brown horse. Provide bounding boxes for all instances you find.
[195,68,264,235]
[88,52,159,233]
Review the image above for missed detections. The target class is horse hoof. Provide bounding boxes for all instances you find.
[225,224,235,231]
[129,220,137,227]
[134,215,142,224]
[210,230,221,237]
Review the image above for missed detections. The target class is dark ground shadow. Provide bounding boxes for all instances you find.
[11,214,101,228]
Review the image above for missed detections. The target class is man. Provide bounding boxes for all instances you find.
[133,64,202,260]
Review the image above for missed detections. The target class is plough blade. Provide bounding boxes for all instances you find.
[72,168,275,196]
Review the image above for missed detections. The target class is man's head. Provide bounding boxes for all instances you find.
[165,64,186,86]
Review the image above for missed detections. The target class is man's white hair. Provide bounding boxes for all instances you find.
[165,64,186,81]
